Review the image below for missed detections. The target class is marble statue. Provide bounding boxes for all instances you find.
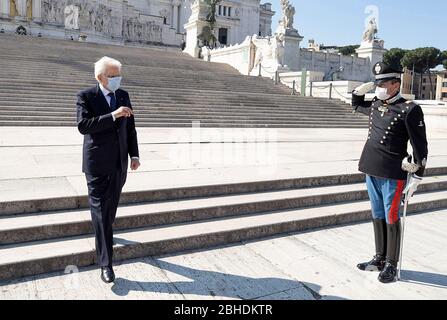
[64,5,79,30]
[362,17,378,43]
[280,0,295,30]
[252,33,286,73]
[271,33,285,67]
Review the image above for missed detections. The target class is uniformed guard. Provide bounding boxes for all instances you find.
[352,61,428,283]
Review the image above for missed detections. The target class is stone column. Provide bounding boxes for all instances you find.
[9,0,18,18]
[1,0,10,18]
[25,0,32,20]
[172,0,181,32]
[32,0,41,22]
[17,0,26,17]
[177,3,181,33]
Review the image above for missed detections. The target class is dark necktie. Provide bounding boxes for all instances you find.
[108,92,117,111]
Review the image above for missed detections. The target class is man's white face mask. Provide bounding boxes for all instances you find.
[106,76,122,92]
[375,86,390,101]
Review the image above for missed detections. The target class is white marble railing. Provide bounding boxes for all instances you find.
[203,36,255,75]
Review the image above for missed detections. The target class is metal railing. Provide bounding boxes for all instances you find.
[290,81,348,100]
[258,64,348,101]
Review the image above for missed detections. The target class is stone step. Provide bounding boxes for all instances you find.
[0,85,294,98]
[0,109,366,121]
[1,175,446,245]
[0,72,282,85]
[0,79,292,94]
[0,55,234,70]
[1,188,446,281]
[0,115,368,125]
[0,97,352,110]
[0,63,243,75]
[0,33,362,130]
[0,97,350,111]
[0,72,281,83]
[0,67,272,83]
[0,91,334,105]
[0,93,350,104]
[0,83,329,102]
[0,82,285,94]
[2,167,445,216]
[0,91,342,103]
[0,111,364,123]
[0,120,368,128]
[0,104,358,115]
[0,53,233,69]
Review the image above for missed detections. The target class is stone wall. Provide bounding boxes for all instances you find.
[299,49,370,82]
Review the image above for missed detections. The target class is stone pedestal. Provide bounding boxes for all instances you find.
[356,41,387,80]
[65,28,80,41]
[276,27,303,71]
[183,0,208,58]
[184,19,206,57]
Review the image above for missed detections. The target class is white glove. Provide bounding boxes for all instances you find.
[401,157,421,173]
[403,174,423,199]
[353,82,375,96]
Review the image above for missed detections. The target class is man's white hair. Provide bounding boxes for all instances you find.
[94,56,122,80]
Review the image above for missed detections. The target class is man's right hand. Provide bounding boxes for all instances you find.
[353,82,375,96]
[112,107,134,119]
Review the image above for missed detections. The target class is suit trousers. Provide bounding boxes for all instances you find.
[86,169,127,267]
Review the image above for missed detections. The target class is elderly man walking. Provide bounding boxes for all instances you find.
[76,56,140,283]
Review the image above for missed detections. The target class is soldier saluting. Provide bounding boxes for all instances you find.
[352,62,428,283]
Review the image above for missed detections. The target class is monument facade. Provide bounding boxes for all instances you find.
[0,0,273,48]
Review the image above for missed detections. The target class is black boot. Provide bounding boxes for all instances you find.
[378,221,401,283]
[357,219,387,272]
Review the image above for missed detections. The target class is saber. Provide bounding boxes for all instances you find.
[397,155,415,281]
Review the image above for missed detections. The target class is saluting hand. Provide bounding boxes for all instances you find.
[353,82,375,96]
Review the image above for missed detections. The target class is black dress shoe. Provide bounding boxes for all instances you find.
[378,262,397,283]
[357,255,385,272]
[101,266,115,284]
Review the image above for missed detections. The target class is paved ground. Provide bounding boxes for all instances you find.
[1,127,447,202]
[1,208,446,300]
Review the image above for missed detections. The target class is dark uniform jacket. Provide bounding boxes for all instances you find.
[76,84,139,175]
[352,93,428,180]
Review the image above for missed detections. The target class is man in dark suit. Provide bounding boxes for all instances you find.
[76,56,140,283]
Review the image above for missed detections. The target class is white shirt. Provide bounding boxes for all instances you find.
[98,83,139,162]
[99,83,116,120]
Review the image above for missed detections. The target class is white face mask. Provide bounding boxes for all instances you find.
[375,86,390,101]
[106,76,122,92]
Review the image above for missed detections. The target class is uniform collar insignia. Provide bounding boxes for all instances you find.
[386,93,402,104]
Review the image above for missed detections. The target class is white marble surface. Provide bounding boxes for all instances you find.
[0,127,446,202]
[1,208,447,300]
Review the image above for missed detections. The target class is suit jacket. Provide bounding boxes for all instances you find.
[76,84,139,175]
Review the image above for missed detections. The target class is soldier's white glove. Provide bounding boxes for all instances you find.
[353,82,375,96]
[403,174,423,199]
[401,157,421,173]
